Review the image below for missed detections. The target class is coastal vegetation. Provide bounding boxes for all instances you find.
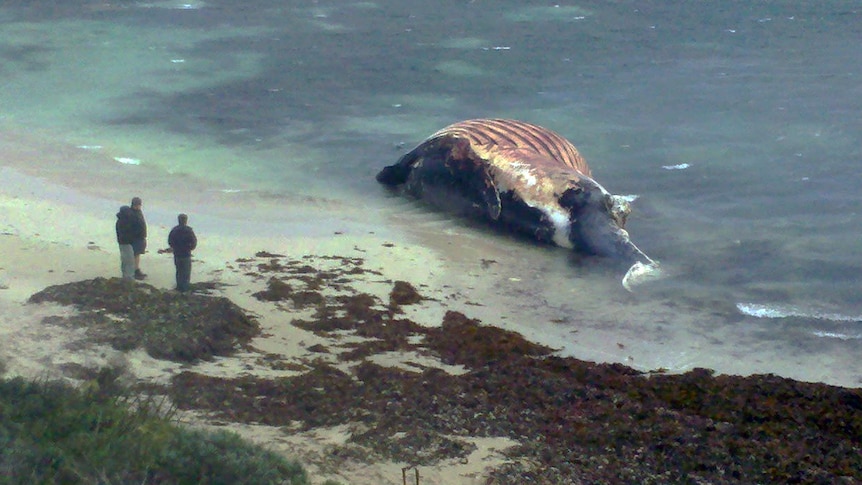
[0,370,326,484]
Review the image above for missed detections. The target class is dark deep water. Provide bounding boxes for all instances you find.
[2,0,860,386]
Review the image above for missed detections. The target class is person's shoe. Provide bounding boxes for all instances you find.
[134,269,147,280]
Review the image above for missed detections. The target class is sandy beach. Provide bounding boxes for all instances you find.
[0,129,525,484]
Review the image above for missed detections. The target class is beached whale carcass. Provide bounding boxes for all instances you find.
[376,119,659,278]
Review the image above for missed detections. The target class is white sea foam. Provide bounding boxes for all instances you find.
[662,163,690,170]
[736,303,862,323]
[76,145,102,150]
[811,331,862,340]
[113,157,141,165]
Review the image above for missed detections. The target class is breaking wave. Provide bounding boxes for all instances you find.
[737,303,862,340]
[736,302,862,323]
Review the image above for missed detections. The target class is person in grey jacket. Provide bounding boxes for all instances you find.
[168,213,197,292]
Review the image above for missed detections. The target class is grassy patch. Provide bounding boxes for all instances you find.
[0,372,315,484]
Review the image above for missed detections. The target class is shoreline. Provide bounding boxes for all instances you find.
[0,186,528,484]
[0,126,527,482]
[0,171,520,484]
[3,131,862,483]
[9,230,862,484]
[2,128,860,389]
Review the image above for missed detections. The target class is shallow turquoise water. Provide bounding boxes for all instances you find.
[2,1,860,385]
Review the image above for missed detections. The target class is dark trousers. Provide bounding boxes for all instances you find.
[174,255,192,292]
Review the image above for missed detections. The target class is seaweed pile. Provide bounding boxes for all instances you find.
[28,255,862,484]
[29,277,258,362]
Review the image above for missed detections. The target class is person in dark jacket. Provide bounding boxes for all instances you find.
[115,205,136,280]
[129,196,148,280]
[168,213,197,292]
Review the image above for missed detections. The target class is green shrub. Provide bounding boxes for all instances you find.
[157,428,307,484]
[0,376,315,484]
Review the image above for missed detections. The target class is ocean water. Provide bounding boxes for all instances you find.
[1,1,860,387]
